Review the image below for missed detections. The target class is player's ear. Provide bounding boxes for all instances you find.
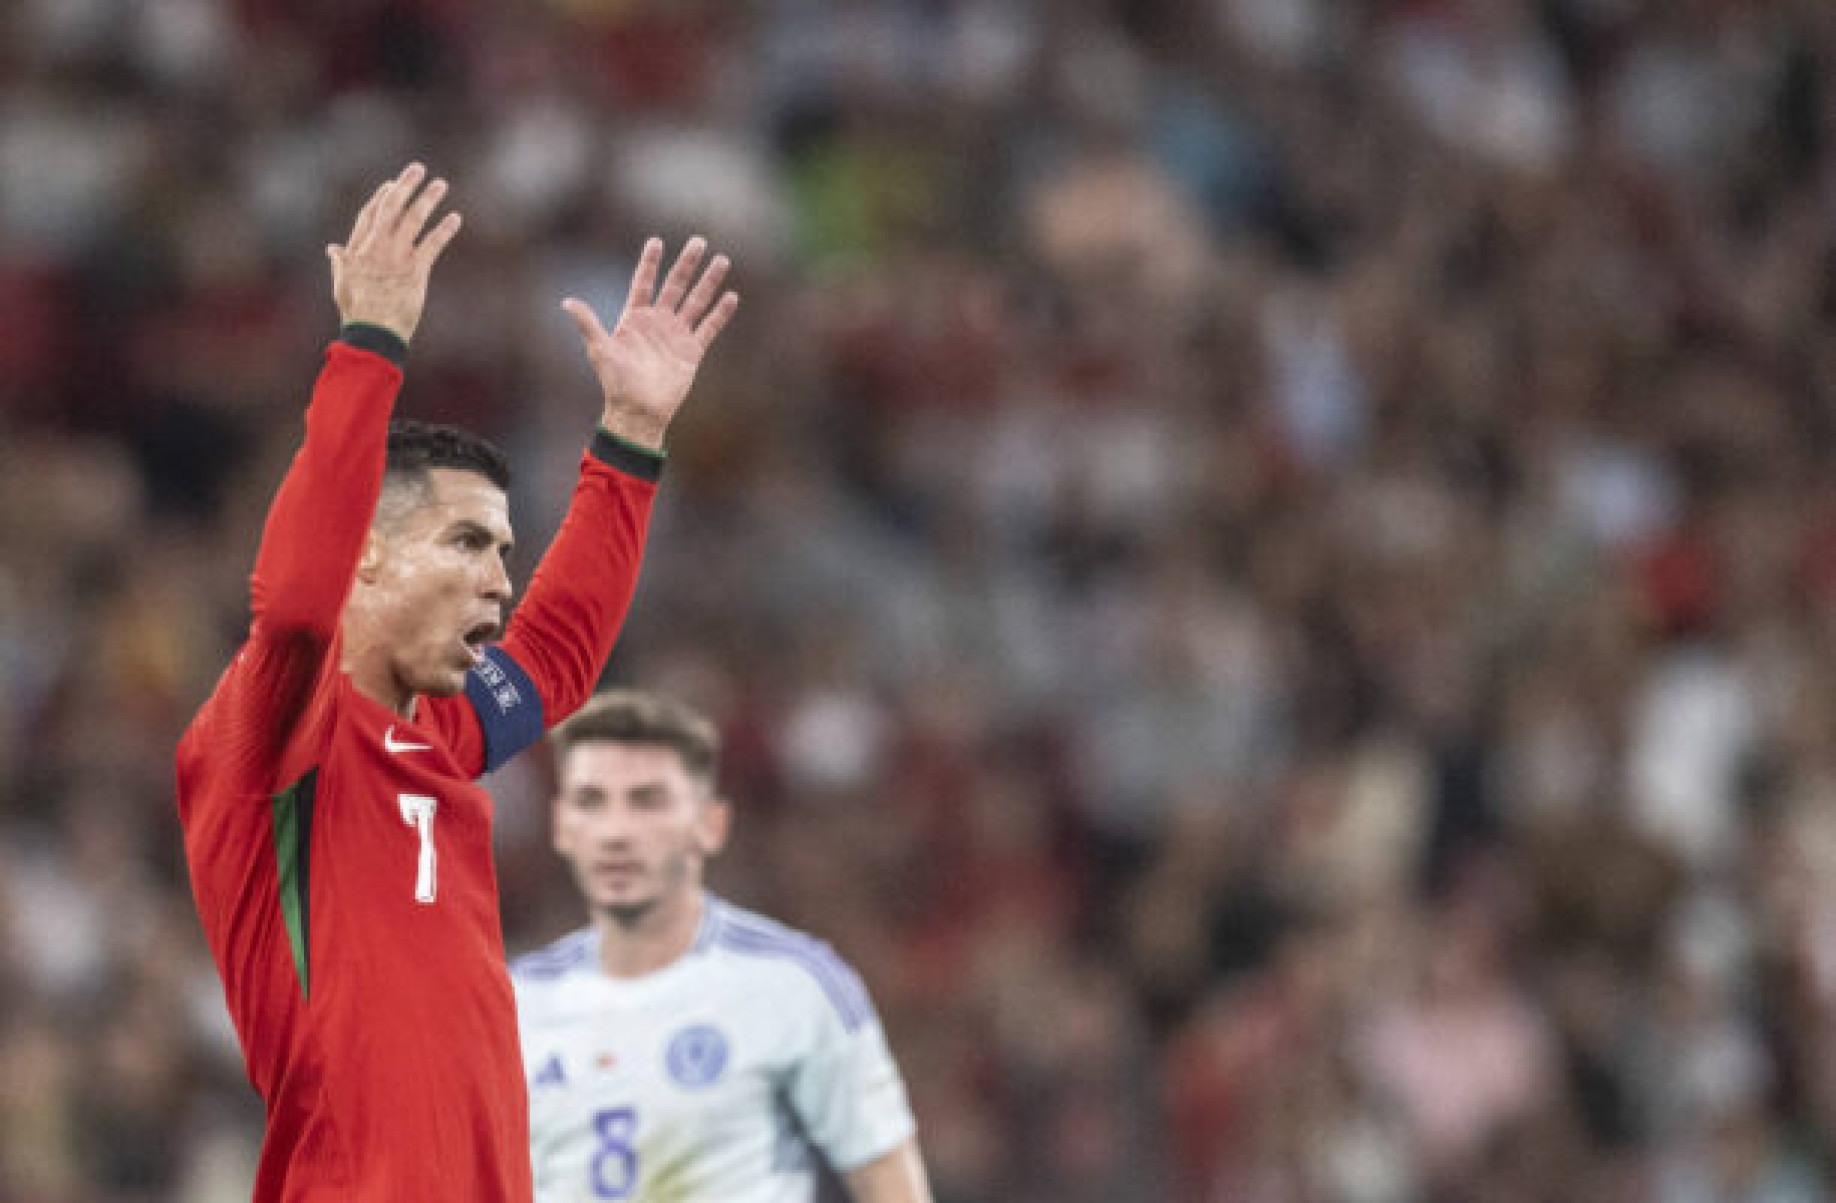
[549,791,570,854]
[356,528,386,583]
[697,796,732,857]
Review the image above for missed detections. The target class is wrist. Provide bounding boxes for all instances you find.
[339,322,410,366]
[591,427,666,482]
[597,409,668,454]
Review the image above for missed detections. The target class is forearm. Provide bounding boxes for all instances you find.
[499,432,662,725]
[249,326,405,635]
[843,1141,933,1203]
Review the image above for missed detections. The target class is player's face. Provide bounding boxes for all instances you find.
[552,741,730,925]
[366,468,513,700]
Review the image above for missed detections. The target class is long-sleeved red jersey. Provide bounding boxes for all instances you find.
[177,333,661,1201]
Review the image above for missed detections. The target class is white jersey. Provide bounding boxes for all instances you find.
[512,895,916,1203]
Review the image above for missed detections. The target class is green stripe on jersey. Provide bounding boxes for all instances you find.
[272,770,317,998]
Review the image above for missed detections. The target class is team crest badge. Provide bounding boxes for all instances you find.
[665,1025,730,1090]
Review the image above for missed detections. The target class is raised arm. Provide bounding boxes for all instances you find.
[562,235,739,451]
[251,162,462,636]
[221,164,460,784]
[451,240,737,773]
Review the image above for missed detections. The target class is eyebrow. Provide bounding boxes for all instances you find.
[450,519,513,552]
[564,781,673,803]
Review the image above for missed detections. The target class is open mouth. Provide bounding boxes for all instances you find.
[462,620,501,661]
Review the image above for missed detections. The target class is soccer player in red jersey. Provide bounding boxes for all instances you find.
[175,162,738,1201]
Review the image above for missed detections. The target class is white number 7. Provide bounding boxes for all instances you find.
[397,793,439,904]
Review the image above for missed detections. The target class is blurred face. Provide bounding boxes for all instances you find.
[552,741,729,925]
[359,467,513,700]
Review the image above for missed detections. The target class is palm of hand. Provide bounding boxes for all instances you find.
[561,235,734,446]
[601,307,702,420]
[562,237,738,446]
[329,163,463,344]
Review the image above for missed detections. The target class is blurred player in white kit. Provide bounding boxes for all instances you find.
[514,689,932,1203]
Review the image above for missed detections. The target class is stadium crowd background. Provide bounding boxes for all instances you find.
[2,0,1835,1199]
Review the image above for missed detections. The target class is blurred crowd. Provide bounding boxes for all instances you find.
[3,0,1836,1199]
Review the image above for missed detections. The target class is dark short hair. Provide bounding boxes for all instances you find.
[551,690,721,784]
[385,419,511,493]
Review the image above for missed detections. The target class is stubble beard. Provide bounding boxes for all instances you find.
[593,851,697,930]
[600,897,660,927]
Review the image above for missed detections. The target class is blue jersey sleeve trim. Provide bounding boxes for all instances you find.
[715,917,874,1033]
[511,929,596,981]
[464,645,545,774]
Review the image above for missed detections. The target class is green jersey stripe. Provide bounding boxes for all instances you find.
[272,770,317,998]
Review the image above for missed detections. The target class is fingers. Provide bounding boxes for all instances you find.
[625,238,664,312]
[399,175,450,243]
[655,237,707,312]
[369,162,425,243]
[560,297,612,347]
[678,253,731,326]
[628,236,733,325]
[346,177,394,251]
[696,291,740,348]
[573,239,737,352]
[352,162,458,251]
[341,163,466,275]
[416,210,464,268]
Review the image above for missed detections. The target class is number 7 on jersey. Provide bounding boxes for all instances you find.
[398,793,439,903]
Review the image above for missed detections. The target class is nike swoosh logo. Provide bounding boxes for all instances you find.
[384,726,433,755]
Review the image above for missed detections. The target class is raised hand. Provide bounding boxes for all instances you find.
[561,237,739,451]
[327,162,463,345]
